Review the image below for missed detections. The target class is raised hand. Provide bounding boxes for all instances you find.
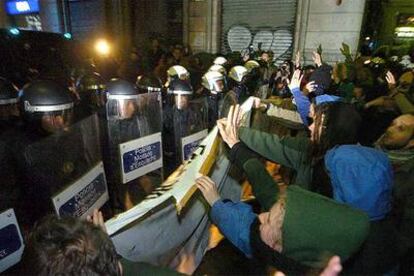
[196,176,221,206]
[385,71,396,90]
[295,50,301,69]
[320,256,342,276]
[312,51,322,67]
[288,69,303,90]
[305,81,317,94]
[252,97,267,109]
[217,105,241,148]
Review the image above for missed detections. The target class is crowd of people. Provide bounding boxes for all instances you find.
[0,37,413,275]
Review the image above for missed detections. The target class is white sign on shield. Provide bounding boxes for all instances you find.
[119,132,163,184]
[181,129,209,162]
[52,162,109,219]
[0,209,24,273]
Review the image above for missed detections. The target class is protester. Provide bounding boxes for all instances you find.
[20,209,181,275]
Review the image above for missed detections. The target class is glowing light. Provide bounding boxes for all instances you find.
[365,36,370,41]
[9,28,20,35]
[395,27,414,33]
[63,32,72,39]
[395,27,414,38]
[16,1,30,12]
[95,39,110,56]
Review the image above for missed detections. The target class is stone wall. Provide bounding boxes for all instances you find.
[183,0,220,54]
[294,0,366,64]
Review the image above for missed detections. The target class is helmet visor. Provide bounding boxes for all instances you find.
[175,94,190,110]
[212,78,225,92]
[107,98,139,120]
[40,109,73,133]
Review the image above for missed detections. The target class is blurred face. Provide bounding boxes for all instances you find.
[377,114,414,149]
[119,100,137,119]
[172,49,182,61]
[41,111,72,133]
[212,79,225,93]
[258,202,283,252]
[175,94,189,110]
[261,53,270,63]
[353,87,364,99]
[258,212,273,247]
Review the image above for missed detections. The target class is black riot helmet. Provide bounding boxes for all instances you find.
[76,72,106,108]
[105,78,139,120]
[0,77,19,120]
[168,78,193,110]
[20,80,74,133]
[136,74,163,94]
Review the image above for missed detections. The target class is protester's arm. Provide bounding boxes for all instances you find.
[290,87,311,126]
[239,127,309,171]
[393,93,414,114]
[229,142,280,210]
[217,105,282,209]
[289,70,315,126]
[252,97,304,125]
[385,71,414,114]
[196,176,255,257]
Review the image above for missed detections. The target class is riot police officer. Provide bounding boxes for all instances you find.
[105,78,162,211]
[201,71,226,129]
[75,71,106,121]
[136,74,163,94]
[164,65,191,106]
[165,65,190,88]
[12,80,94,227]
[244,60,261,96]
[228,65,249,104]
[135,74,164,134]
[163,79,208,176]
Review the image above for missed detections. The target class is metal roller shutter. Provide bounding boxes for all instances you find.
[68,0,106,41]
[222,0,297,63]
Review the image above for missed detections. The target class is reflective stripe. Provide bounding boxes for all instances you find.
[168,89,193,95]
[24,101,73,112]
[136,85,162,92]
[85,84,105,90]
[107,94,139,100]
[0,98,18,105]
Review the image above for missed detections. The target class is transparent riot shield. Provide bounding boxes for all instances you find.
[17,115,108,225]
[162,96,208,176]
[207,93,225,130]
[105,93,163,212]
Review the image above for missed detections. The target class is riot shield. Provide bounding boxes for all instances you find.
[206,93,224,130]
[105,92,163,211]
[16,115,108,226]
[163,96,208,176]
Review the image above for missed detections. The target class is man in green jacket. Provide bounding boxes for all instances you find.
[195,105,369,273]
[376,113,414,274]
